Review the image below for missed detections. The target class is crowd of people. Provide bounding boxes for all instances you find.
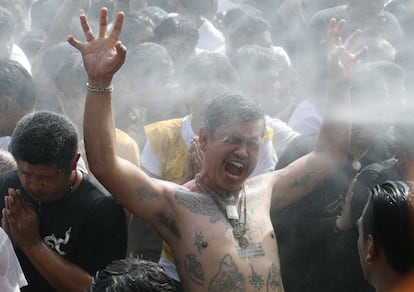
[1,0,414,291]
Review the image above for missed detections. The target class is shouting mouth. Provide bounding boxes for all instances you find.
[225,161,245,177]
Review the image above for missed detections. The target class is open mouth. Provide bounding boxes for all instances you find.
[225,161,245,177]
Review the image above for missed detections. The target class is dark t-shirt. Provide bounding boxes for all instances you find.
[0,170,128,292]
[272,134,394,291]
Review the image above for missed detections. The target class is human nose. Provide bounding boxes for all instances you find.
[26,178,43,194]
[233,143,249,159]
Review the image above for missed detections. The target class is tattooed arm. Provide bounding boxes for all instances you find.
[270,19,366,209]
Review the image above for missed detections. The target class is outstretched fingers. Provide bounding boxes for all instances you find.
[98,7,108,38]
[328,18,345,47]
[80,13,96,42]
[343,28,362,50]
[109,11,125,41]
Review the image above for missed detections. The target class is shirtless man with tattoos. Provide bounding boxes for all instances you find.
[68,8,365,291]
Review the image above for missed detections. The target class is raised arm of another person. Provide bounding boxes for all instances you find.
[270,19,367,209]
[32,0,88,70]
[68,9,180,243]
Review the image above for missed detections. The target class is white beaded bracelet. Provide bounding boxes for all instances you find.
[86,83,114,93]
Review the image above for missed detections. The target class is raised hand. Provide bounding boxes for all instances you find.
[67,8,127,86]
[327,18,367,81]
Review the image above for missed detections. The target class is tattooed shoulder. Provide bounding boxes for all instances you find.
[174,189,226,224]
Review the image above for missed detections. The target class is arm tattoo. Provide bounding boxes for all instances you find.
[209,255,245,291]
[267,263,282,291]
[175,189,226,224]
[184,253,205,285]
[135,186,158,200]
[292,171,313,189]
[249,265,264,291]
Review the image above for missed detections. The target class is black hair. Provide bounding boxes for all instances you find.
[35,41,79,81]
[180,0,214,15]
[179,52,239,89]
[361,181,414,275]
[89,257,176,292]
[121,12,155,48]
[0,58,35,111]
[203,93,265,136]
[137,6,168,27]
[10,111,78,173]
[120,42,173,85]
[54,52,86,92]
[230,45,285,91]
[224,5,270,50]
[154,15,198,47]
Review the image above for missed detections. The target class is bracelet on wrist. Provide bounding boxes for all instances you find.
[86,83,113,93]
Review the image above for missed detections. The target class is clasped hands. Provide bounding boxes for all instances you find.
[2,188,41,251]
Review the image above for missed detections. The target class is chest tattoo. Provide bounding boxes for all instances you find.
[267,263,282,291]
[194,231,207,253]
[175,189,226,224]
[237,242,265,260]
[209,255,245,292]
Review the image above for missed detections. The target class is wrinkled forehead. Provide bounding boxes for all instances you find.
[212,118,265,138]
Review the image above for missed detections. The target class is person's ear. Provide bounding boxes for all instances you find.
[199,127,209,152]
[366,234,376,264]
[71,153,81,171]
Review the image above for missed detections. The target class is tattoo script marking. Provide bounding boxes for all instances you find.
[238,242,265,260]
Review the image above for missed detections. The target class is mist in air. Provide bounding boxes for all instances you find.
[3,0,413,291]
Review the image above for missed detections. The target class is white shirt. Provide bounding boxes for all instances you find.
[0,228,27,291]
[197,17,225,51]
[0,136,11,151]
[288,100,323,136]
[265,115,300,156]
[10,45,31,75]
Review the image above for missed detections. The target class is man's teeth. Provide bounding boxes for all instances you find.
[228,161,244,170]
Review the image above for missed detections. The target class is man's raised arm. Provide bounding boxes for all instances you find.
[271,19,367,209]
[67,8,170,221]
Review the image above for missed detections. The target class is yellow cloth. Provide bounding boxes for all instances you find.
[144,118,187,181]
[115,128,141,167]
[81,128,140,171]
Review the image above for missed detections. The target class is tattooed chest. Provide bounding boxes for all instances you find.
[178,249,284,292]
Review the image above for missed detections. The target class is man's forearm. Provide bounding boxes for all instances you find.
[315,78,352,163]
[84,89,118,178]
[22,241,92,291]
